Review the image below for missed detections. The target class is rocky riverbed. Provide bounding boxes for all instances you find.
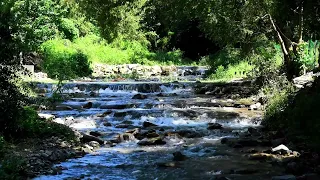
[30,81,319,180]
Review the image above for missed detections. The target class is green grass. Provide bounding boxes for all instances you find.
[205,61,254,81]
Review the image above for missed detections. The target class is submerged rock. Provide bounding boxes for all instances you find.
[97,110,113,117]
[207,123,223,130]
[137,137,166,146]
[83,102,93,109]
[143,121,158,128]
[173,151,187,161]
[103,122,112,127]
[55,105,73,111]
[231,168,259,174]
[168,130,203,138]
[272,175,296,180]
[157,162,178,168]
[89,131,102,137]
[115,124,131,129]
[132,94,148,99]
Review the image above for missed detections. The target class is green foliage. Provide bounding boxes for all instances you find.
[207,61,254,81]
[264,77,320,150]
[206,48,242,71]
[41,35,193,66]
[8,0,65,51]
[0,136,5,157]
[295,41,319,74]
[41,39,92,82]
[79,0,148,42]
[59,18,80,40]
[250,43,283,83]
[19,107,76,140]
[0,155,26,180]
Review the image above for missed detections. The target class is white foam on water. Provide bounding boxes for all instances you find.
[219,118,261,129]
[68,117,97,130]
[132,116,208,127]
[98,88,138,96]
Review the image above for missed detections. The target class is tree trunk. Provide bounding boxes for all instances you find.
[268,15,294,80]
[298,2,304,43]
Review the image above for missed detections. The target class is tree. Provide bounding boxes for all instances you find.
[78,0,147,43]
[0,0,65,136]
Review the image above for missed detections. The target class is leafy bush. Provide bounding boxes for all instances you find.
[207,61,253,81]
[41,39,92,83]
[0,66,26,138]
[206,47,242,71]
[0,155,27,180]
[264,77,320,150]
[18,107,76,140]
[296,40,319,73]
[42,35,195,66]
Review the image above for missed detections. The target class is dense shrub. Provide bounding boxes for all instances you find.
[264,77,320,150]
[41,39,92,82]
[19,107,76,140]
[0,66,26,138]
[41,36,194,66]
[0,155,27,179]
[207,61,253,81]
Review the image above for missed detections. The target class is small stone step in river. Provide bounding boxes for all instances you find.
[35,82,284,180]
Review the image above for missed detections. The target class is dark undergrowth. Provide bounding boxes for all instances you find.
[264,76,320,151]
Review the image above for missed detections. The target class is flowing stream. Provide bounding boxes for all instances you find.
[35,82,283,180]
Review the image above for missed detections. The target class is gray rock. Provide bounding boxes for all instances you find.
[88,141,100,149]
[80,133,104,145]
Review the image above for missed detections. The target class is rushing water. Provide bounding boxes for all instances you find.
[35,82,282,180]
